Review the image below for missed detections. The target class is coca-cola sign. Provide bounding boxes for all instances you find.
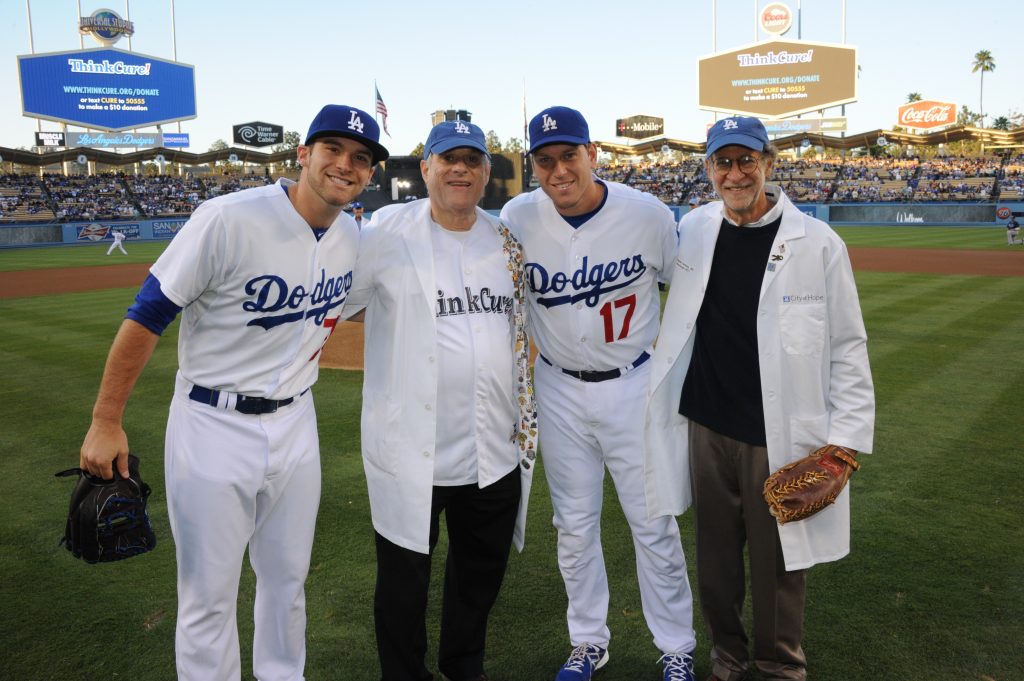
[898,100,957,130]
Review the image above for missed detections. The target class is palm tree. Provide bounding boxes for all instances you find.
[972,50,996,127]
[907,92,922,103]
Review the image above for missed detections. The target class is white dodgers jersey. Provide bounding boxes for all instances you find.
[151,179,359,399]
[500,181,678,371]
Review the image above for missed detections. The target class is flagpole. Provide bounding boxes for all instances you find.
[373,80,378,126]
[522,77,529,192]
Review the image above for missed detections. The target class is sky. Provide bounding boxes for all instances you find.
[1,0,1022,158]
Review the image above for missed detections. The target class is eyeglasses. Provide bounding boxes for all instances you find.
[434,150,488,168]
[710,154,762,174]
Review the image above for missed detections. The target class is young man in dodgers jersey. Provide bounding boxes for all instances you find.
[78,104,388,681]
[500,106,696,681]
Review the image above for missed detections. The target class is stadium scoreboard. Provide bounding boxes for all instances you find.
[18,47,197,132]
[698,39,857,119]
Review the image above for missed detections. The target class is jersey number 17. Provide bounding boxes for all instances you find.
[599,293,636,343]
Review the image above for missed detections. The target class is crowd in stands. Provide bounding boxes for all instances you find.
[773,158,842,202]
[47,173,134,221]
[597,159,706,205]
[0,174,54,221]
[997,154,1024,200]
[130,175,205,216]
[596,153,1005,206]
[0,171,275,222]
[0,153,1017,223]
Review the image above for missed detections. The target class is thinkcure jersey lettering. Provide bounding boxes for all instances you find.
[526,254,647,308]
[244,268,353,329]
[436,286,514,318]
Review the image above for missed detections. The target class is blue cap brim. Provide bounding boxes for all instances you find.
[306,130,390,164]
[706,133,767,157]
[528,135,590,154]
[426,139,489,158]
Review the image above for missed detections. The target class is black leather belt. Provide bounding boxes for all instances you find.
[540,351,650,383]
[188,385,304,415]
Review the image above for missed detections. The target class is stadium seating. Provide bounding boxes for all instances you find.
[0,151,1016,225]
[0,174,56,222]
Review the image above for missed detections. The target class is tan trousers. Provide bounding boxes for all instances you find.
[688,421,807,681]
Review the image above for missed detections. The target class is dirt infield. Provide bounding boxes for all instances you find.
[0,262,153,299]
[848,247,1024,277]
[3,247,1021,370]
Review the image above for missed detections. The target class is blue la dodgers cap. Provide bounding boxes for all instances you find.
[422,120,489,159]
[304,104,390,164]
[705,116,770,157]
[528,106,591,154]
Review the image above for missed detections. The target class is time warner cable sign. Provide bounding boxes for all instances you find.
[18,47,196,131]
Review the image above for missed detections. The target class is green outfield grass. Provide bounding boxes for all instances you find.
[0,240,170,271]
[1,244,1022,680]
[0,224,1016,274]
[833,225,1013,250]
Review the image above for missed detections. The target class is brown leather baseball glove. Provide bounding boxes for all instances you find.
[762,444,859,524]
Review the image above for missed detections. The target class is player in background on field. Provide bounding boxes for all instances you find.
[107,229,127,255]
[644,116,874,681]
[79,104,387,681]
[500,106,696,681]
[345,119,537,681]
[352,201,366,230]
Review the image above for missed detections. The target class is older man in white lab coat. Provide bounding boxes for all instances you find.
[345,120,536,681]
[644,117,874,681]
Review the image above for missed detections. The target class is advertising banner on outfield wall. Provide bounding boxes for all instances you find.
[698,39,857,118]
[830,204,996,224]
[57,219,185,244]
[152,219,188,237]
[73,222,141,241]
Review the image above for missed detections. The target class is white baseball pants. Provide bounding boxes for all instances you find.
[535,359,696,655]
[166,372,321,681]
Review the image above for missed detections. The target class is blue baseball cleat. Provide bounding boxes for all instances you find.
[659,651,696,681]
[555,643,609,681]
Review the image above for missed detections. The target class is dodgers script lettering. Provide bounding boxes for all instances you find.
[243,269,353,329]
[526,255,647,308]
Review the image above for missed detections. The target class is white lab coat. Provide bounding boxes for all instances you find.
[346,199,534,554]
[644,189,875,570]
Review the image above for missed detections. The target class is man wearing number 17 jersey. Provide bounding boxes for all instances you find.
[500,106,696,681]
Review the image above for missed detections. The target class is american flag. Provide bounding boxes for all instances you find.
[375,85,391,137]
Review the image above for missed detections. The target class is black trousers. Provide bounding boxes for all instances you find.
[374,467,521,681]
